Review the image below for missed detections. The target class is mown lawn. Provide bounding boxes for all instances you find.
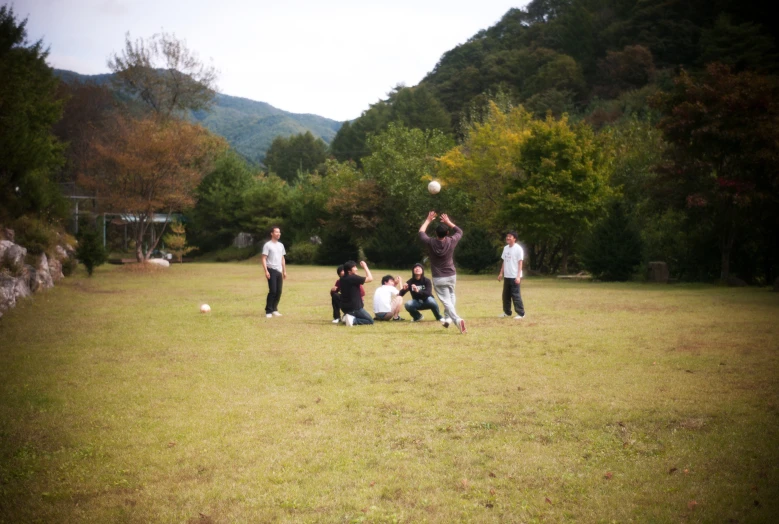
[1,262,778,523]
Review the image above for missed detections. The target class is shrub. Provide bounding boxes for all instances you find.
[61,256,77,277]
[12,216,57,256]
[286,242,318,265]
[213,245,259,262]
[75,226,108,276]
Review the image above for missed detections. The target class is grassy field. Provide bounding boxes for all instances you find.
[1,261,778,523]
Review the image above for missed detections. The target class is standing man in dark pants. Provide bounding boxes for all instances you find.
[262,226,286,318]
[498,231,525,319]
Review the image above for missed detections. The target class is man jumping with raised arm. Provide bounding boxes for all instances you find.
[419,211,466,334]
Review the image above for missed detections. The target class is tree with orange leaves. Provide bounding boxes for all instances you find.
[80,115,225,262]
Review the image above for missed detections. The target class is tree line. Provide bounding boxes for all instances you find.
[2,1,778,283]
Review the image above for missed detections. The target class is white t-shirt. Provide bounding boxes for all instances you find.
[502,243,524,278]
[373,285,399,313]
[262,240,286,271]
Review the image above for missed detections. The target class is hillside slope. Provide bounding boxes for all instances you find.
[54,69,342,164]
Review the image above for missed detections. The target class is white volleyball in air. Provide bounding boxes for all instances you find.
[428,180,441,194]
[200,304,211,313]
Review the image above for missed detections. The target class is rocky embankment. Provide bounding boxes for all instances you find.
[0,234,74,319]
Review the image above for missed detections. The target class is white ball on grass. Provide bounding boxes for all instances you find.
[428,180,441,194]
[200,304,211,313]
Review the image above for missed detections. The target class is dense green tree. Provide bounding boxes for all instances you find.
[238,174,290,239]
[75,220,107,276]
[699,15,777,72]
[0,5,66,221]
[456,227,502,274]
[363,123,456,227]
[263,131,327,183]
[438,103,533,237]
[189,151,257,251]
[329,85,450,164]
[581,201,643,281]
[503,115,611,273]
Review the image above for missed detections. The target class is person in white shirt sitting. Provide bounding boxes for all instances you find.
[373,275,405,321]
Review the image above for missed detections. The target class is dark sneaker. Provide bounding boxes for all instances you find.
[392,316,405,321]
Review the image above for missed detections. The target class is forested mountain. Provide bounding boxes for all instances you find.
[333,0,777,159]
[419,0,777,121]
[53,69,341,164]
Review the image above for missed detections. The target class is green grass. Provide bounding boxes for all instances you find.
[1,262,778,522]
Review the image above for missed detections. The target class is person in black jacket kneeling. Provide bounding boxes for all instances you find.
[400,263,447,326]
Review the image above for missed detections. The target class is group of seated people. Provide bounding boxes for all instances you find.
[329,261,450,328]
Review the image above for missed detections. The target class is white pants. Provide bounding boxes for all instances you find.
[432,275,461,323]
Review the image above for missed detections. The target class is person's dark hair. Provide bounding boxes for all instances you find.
[411,263,425,278]
[343,261,357,273]
[381,274,394,285]
[435,224,448,238]
[336,265,345,275]
[506,231,518,240]
[269,225,280,235]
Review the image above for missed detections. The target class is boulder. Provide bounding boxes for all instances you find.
[36,253,54,290]
[49,256,64,281]
[147,258,170,267]
[647,261,669,283]
[0,240,26,270]
[726,275,747,287]
[0,274,31,318]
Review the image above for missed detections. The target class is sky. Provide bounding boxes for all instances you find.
[14,0,527,122]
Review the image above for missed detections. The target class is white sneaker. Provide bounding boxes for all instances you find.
[272,311,282,317]
[413,314,424,322]
[343,314,354,327]
[440,318,450,328]
[266,313,273,318]
[332,318,340,324]
[499,313,511,318]
[514,314,525,320]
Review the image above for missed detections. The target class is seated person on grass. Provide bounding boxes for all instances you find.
[340,260,374,327]
[330,265,365,324]
[373,275,405,321]
[400,263,445,324]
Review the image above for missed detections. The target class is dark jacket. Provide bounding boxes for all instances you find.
[399,266,434,301]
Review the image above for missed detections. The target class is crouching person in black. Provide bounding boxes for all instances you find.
[340,260,374,327]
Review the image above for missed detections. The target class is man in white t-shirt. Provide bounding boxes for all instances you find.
[372,275,404,321]
[497,231,525,319]
[261,226,286,318]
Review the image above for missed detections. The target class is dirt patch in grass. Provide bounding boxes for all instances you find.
[588,302,681,314]
[116,262,169,275]
[68,281,122,294]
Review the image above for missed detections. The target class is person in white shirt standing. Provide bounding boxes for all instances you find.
[261,226,286,318]
[498,231,525,319]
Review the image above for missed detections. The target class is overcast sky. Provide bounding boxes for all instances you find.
[15,0,528,121]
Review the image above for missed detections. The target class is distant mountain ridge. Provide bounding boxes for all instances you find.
[53,69,342,165]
